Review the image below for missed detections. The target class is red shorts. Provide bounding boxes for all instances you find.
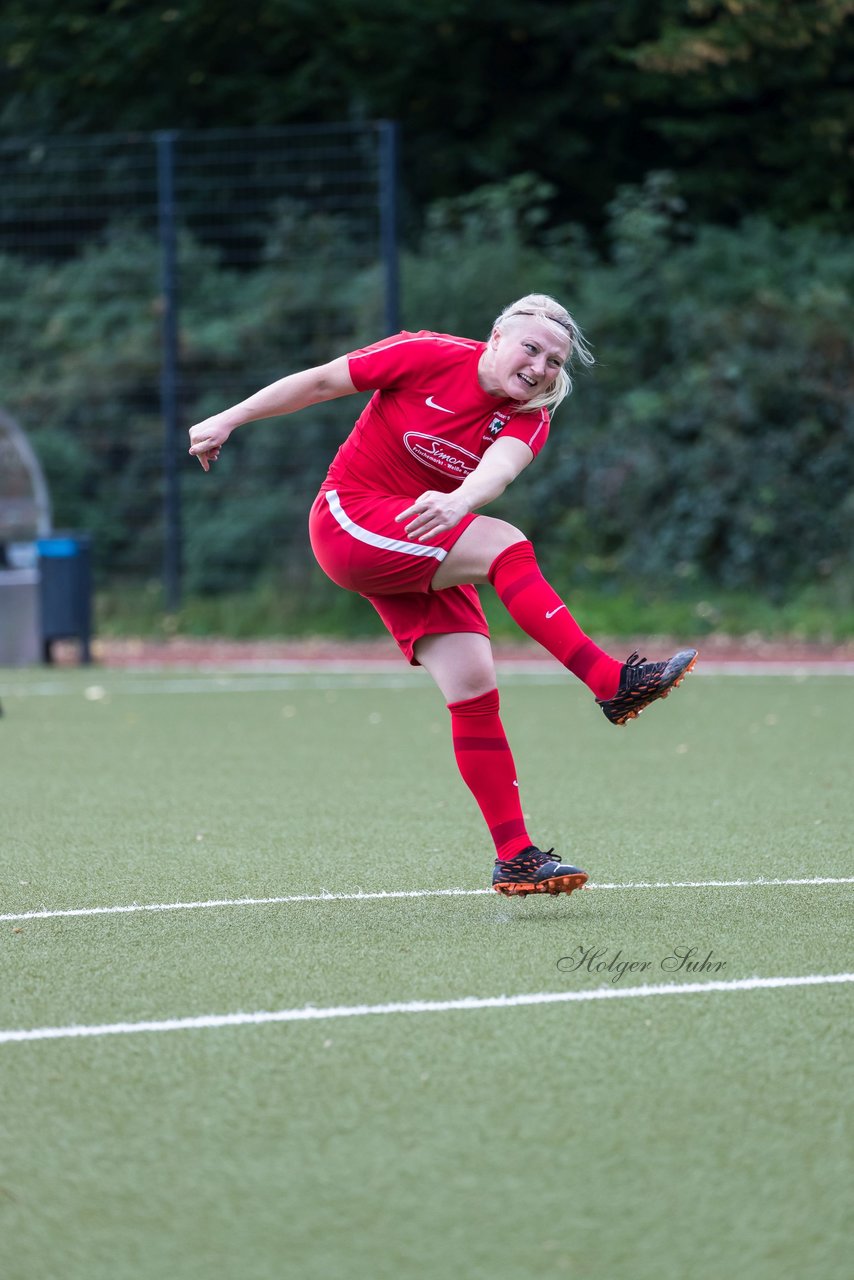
[308,487,489,664]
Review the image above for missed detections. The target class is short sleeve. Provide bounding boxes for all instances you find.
[499,407,550,459]
[347,331,446,392]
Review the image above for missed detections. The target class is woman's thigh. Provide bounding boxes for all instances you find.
[429,515,526,590]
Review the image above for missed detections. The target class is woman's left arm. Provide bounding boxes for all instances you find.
[397,437,534,542]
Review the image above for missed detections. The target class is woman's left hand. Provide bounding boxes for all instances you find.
[395,490,470,541]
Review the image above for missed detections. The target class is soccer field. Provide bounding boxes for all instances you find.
[1,666,852,1280]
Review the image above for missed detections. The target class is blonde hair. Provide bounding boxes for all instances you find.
[492,293,594,413]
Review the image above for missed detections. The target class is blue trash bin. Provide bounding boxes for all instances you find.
[37,533,92,664]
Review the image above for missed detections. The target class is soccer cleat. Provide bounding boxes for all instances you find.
[597,648,698,726]
[492,846,588,897]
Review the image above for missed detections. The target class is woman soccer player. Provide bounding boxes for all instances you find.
[188,294,697,897]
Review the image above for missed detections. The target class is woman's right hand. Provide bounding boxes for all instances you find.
[188,414,235,472]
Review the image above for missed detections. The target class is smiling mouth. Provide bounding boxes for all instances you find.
[517,373,536,387]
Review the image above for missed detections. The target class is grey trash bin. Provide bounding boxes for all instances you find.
[38,533,93,664]
[0,553,41,666]
[1,408,53,667]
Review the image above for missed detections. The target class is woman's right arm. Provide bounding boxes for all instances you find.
[188,355,358,471]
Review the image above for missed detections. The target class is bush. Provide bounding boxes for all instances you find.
[536,178,854,597]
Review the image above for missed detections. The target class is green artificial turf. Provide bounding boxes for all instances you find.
[1,668,852,1280]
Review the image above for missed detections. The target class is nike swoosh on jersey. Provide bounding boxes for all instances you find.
[545,605,567,619]
[425,396,455,414]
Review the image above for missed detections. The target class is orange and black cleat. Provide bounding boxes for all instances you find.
[492,847,588,897]
[597,648,698,726]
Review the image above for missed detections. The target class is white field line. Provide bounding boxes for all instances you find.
[1,663,853,697]
[2,972,852,1045]
[3,876,852,925]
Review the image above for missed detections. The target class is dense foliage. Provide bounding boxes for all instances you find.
[2,1,852,231]
[2,174,851,601]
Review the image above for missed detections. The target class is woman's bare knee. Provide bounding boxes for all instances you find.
[414,632,497,703]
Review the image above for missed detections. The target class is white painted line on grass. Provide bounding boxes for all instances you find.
[0,675,410,696]
[1,663,853,698]
[3,876,852,924]
[2,972,852,1045]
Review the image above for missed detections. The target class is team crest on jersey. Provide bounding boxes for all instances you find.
[486,413,510,439]
[403,432,480,477]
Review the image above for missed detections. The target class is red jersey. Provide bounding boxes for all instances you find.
[321,331,550,497]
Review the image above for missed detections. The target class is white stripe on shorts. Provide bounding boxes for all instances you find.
[325,489,448,561]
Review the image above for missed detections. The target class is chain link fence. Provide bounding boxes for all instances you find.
[0,123,399,603]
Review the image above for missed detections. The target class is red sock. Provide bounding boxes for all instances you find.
[448,689,532,860]
[488,541,621,700]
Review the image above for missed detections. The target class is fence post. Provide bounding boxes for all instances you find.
[378,120,400,336]
[156,129,182,612]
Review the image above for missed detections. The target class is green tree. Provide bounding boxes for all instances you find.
[624,0,854,226]
[3,0,849,229]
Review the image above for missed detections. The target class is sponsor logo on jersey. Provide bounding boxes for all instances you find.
[403,432,481,478]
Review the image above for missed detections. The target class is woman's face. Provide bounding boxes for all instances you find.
[480,316,570,401]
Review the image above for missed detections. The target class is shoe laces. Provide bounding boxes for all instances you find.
[514,846,555,870]
[621,651,666,689]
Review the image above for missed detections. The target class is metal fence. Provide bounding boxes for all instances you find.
[0,123,399,605]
